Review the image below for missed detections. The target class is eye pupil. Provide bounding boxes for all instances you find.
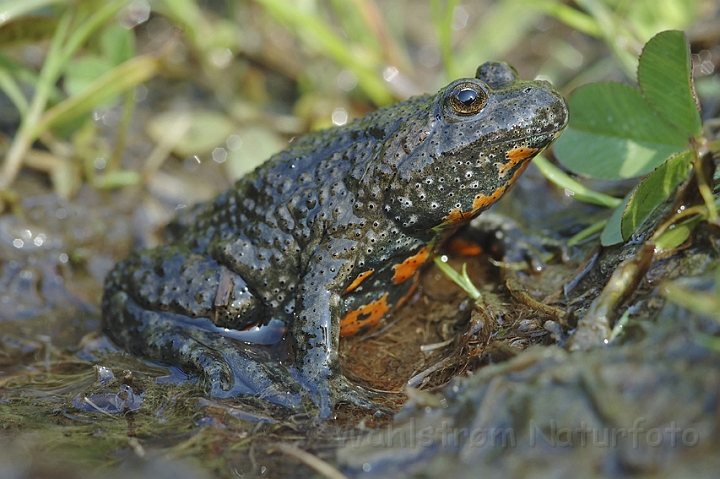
[447,82,487,116]
[456,88,477,106]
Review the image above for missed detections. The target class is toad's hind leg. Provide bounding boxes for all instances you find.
[101,248,302,409]
[102,292,302,408]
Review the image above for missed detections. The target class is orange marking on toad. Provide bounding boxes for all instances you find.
[506,158,532,186]
[442,185,507,225]
[392,246,431,284]
[442,207,466,224]
[447,238,483,256]
[497,147,538,176]
[440,146,540,228]
[339,293,390,337]
[342,269,374,294]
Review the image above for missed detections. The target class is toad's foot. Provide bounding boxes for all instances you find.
[467,212,569,271]
[290,367,381,419]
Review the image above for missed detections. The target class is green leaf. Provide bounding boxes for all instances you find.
[225,127,285,181]
[147,110,235,158]
[600,191,634,246]
[638,30,701,139]
[601,201,626,246]
[94,169,141,189]
[621,149,693,240]
[654,216,699,252]
[64,56,113,98]
[100,24,135,67]
[554,82,688,179]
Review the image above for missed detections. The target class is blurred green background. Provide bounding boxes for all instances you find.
[0,0,717,204]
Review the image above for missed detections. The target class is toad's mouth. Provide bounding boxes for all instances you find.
[500,110,568,143]
[488,130,563,152]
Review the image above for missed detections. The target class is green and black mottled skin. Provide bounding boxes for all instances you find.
[102,62,568,417]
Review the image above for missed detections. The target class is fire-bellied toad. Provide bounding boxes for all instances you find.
[102,62,568,417]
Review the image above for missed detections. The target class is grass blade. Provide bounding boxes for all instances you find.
[0,67,28,115]
[252,0,393,106]
[0,0,64,27]
[31,55,160,137]
[533,155,621,208]
[430,0,459,79]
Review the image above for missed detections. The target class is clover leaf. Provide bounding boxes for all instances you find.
[553,30,703,245]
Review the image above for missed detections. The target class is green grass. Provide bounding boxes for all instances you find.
[0,0,706,201]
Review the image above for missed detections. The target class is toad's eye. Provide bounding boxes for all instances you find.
[447,83,487,116]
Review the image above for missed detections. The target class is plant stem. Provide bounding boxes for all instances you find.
[0,10,72,189]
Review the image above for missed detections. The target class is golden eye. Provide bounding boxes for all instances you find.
[448,83,487,116]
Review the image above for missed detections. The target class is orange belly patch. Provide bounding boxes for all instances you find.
[392,246,430,284]
[342,269,374,294]
[340,293,390,337]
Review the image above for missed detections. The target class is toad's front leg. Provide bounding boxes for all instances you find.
[289,245,377,418]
